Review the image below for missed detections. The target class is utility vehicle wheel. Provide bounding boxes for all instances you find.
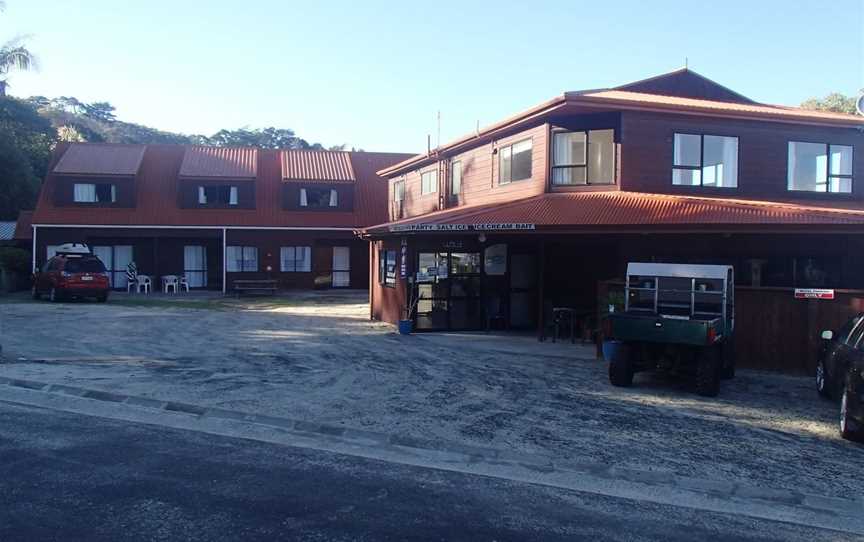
[97,294,108,303]
[608,350,634,388]
[720,346,736,380]
[31,285,40,300]
[695,347,721,397]
[816,360,830,399]
[839,383,863,442]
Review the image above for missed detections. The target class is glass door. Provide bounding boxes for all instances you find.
[332,246,350,287]
[92,245,133,289]
[184,245,207,288]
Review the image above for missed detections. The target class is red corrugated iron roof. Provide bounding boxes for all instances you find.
[281,150,355,182]
[179,146,257,178]
[364,192,864,234]
[575,90,864,124]
[13,210,33,240]
[53,143,146,176]
[33,144,414,229]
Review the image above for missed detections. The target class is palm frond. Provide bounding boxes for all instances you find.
[0,35,36,74]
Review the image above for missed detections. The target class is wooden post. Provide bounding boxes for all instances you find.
[536,239,546,341]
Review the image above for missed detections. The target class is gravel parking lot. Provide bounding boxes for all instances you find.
[1,291,861,499]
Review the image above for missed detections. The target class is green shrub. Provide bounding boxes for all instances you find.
[0,247,31,274]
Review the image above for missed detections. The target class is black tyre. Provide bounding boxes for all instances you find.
[839,382,863,442]
[720,345,736,380]
[816,360,831,399]
[609,355,635,388]
[695,347,721,397]
[96,293,108,303]
[31,284,40,300]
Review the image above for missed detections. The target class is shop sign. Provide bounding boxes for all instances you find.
[442,240,464,249]
[794,288,835,300]
[389,223,535,232]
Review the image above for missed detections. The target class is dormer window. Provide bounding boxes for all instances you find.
[74,182,116,203]
[300,187,338,208]
[198,185,238,206]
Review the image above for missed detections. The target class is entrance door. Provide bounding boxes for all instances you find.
[184,245,208,288]
[509,254,537,328]
[332,246,350,288]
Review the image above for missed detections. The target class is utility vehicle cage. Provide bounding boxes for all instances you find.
[623,263,734,326]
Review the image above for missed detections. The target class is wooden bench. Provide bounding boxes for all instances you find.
[233,279,278,296]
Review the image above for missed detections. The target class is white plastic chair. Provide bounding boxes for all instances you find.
[178,275,190,293]
[126,279,136,293]
[162,275,179,294]
[136,275,151,294]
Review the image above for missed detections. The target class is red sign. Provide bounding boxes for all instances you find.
[794,288,835,300]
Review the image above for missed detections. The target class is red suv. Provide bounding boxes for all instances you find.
[32,244,111,302]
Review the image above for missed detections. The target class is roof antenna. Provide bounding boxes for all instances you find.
[437,110,441,149]
[476,120,480,136]
[427,134,431,155]
[684,57,689,69]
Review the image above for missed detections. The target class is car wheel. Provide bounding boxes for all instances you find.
[695,347,721,397]
[31,284,40,300]
[97,293,108,303]
[816,360,831,399]
[607,342,634,388]
[839,383,863,442]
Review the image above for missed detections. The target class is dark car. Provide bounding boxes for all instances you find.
[816,314,864,442]
[32,244,110,303]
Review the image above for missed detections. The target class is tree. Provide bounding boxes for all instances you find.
[0,96,55,219]
[0,3,36,96]
[81,101,116,122]
[201,127,323,149]
[800,93,858,115]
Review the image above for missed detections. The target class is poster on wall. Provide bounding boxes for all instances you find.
[400,238,407,278]
[794,288,835,300]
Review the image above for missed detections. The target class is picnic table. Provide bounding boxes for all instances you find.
[233,279,278,296]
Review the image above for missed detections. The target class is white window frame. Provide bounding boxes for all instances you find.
[499,138,533,185]
[420,170,438,195]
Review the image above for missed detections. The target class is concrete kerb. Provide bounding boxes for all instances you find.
[1,376,862,533]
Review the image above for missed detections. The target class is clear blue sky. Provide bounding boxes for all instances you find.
[3,0,863,153]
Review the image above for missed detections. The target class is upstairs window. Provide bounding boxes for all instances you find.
[420,170,437,195]
[788,141,853,193]
[280,246,312,272]
[672,134,738,188]
[198,185,238,206]
[74,182,116,203]
[499,139,532,185]
[300,187,338,208]
[552,129,615,185]
[393,179,405,202]
[450,161,462,195]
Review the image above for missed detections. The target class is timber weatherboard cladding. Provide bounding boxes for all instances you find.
[391,123,549,220]
[619,110,864,202]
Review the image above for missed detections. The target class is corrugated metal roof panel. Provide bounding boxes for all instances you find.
[0,221,16,240]
[53,143,145,176]
[13,211,32,240]
[179,146,257,178]
[366,191,864,233]
[577,90,864,124]
[281,150,355,182]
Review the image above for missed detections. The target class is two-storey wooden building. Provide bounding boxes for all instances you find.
[31,143,412,291]
[362,69,864,373]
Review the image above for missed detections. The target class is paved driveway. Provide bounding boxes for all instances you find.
[0,291,861,499]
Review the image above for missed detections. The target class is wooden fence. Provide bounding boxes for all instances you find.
[597,281,864,375]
